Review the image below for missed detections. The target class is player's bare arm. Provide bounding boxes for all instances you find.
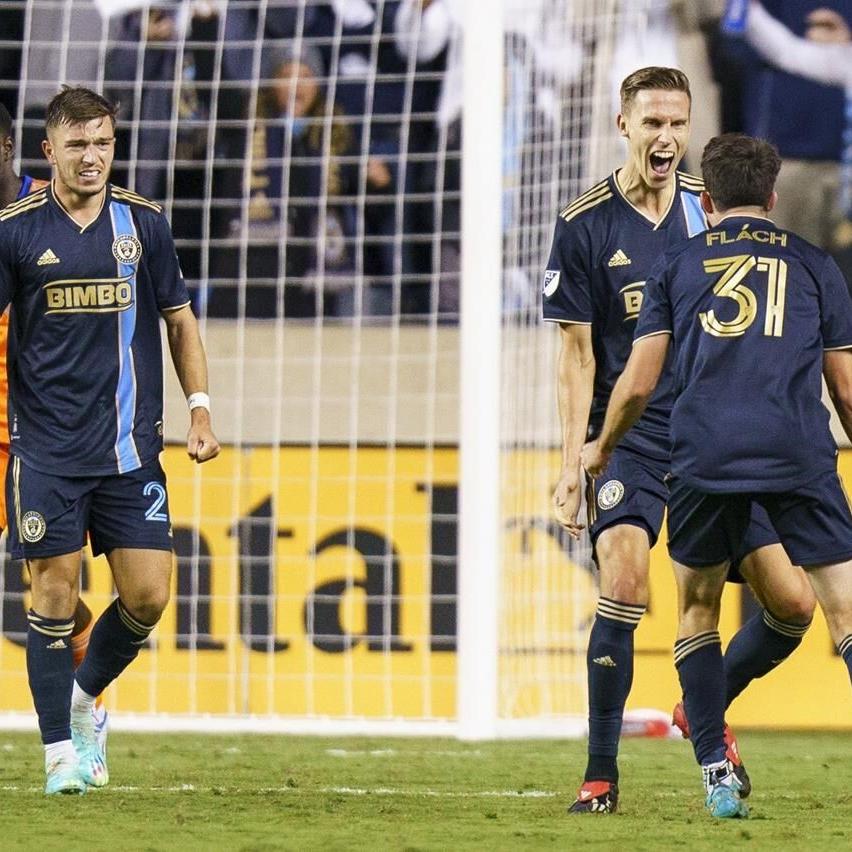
[581,332,669,476]
[824,349,852,441]
[553,322,594,538]
[162,304,220,463]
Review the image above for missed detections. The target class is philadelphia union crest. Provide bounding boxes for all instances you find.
[112,234,143,265]
[597,480,624,511]
[21,510,46,543]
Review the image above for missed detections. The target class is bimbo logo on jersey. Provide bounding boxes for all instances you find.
[44,275,134,314]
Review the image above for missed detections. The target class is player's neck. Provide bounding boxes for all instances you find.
[712,206,772,226]
[616,165,674,224]
[0,170,22,208]
[51,178,106,228]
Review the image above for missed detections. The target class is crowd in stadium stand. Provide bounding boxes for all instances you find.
[98,0,456,319]
[0,0,849,319]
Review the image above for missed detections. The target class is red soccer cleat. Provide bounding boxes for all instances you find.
[672,701,751,798]
[567,780,619,814]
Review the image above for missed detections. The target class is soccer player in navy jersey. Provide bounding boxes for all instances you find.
[0,99,111,758]
[0,87,219,795]
[543,67,816,814]
[582,133,852,818]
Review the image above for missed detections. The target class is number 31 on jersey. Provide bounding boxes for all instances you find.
[699,254,787,338]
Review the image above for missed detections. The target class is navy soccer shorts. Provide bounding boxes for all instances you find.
[727,502,782,582]
[586,446,669,548]
[586,446,783,572]
[667,472,852,569]
[6,456,173,560]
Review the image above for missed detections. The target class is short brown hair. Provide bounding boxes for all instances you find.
[45,86,117,131]
[620,66,691,112]
[701,133,781,211]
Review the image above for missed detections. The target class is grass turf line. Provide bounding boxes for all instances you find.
[0,732,849,851]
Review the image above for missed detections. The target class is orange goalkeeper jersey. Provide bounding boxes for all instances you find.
[0,177,48,528]
[0,177,48,452]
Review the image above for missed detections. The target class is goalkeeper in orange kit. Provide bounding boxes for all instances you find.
[0,101,107,741]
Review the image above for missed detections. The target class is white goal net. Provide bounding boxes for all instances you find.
[0,0,667,735]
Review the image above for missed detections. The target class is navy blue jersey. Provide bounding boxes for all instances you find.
[0,183,190,477]
[542,171,706,460]
[636,214,852,492]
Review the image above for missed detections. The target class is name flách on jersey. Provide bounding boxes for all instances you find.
[44,275,134,314]
[705,226,788,247]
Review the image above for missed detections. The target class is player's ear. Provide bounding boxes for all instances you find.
[765,190,778,213]
[1,136,12,162]
[700,190,715,216]
[616,111,628,138]
[41,138,54,164]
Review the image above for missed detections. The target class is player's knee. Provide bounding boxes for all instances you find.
[768,587,816,626]
[759,567,817,625]
[603,572,648,606]
[30,575,78,619]
[679,580,723,626]
[596,530,650,605]
[123,587,170,627]
[598,557,648,605]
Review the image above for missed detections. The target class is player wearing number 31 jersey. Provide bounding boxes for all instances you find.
[582,132,852,818]
[541,67,816,815]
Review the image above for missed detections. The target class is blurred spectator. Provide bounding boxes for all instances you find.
[106,4,181,200]
[400,1,584,317]
[716,0,852,249]
[665,1,725,170]
[309,1,449,315]
[741,1,852,278]
[211,43,394,318]
[215,0,321,239]
[215,1,446,316]
[105,1,221,287]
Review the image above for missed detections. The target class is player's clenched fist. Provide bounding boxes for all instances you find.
[187,421,220,463]
[580,440,609,478]
[552,466,585,540]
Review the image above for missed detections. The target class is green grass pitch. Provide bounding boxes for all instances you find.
[0,731,850,851]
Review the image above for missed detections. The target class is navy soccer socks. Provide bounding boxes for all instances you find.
[74,598,156,698]
[26,610,75,744]
[840,635,852,685]
[584,598,645,783]
[675,631,726,767]
[724,609,810,707]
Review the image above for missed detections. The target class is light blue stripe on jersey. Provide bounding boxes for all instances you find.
[681,192,706,238]
[109,201,142,473]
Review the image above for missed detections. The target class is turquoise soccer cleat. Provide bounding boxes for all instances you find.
[703,760,749,819]
[93,703,109,764]
[71,707,110,788]
[673,701,751,798]
[44,754,86,796]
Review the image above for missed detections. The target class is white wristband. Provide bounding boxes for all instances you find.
[187,392,210,412]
